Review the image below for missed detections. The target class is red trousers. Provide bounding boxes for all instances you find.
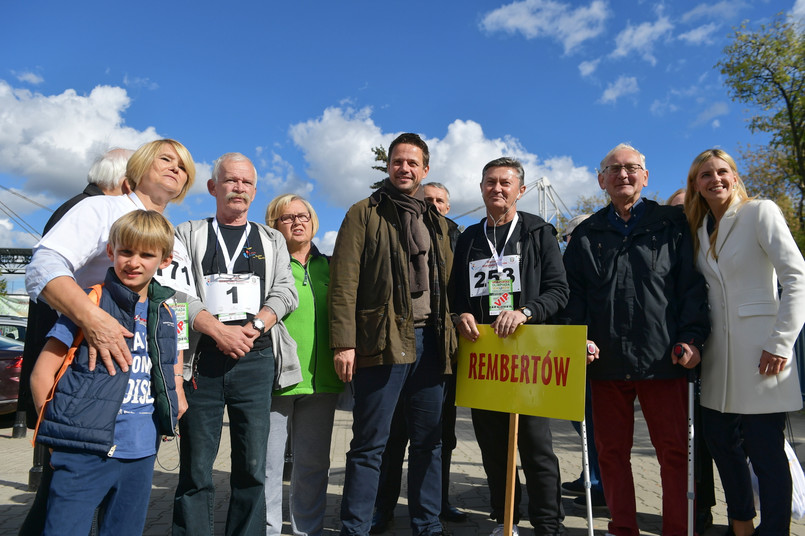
[591,377,689,536]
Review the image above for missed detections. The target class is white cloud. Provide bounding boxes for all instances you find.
[259,152,312,198]
[14,71,44,85]
[289,106,387,209]
[711,119,721,129]
[599,76,639,104]
[681,1,749,23]
[578,59,600,77]
[678,22,719,46]
[650,98,679,116]
[122,74,159,90]
[0,80,163,200]
[314,230,338,256]
[480,0,610,54]
[794,0,805,27]
[289,106,597,222]
[610,13,674,65]
[691,101,729,127]
[0,215,38,247]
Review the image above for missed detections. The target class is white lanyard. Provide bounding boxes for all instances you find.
[483,213,519,271]
[212,219,251,274]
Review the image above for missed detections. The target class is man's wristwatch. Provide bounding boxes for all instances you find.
[519,307,533,322]
[251,318,266,335]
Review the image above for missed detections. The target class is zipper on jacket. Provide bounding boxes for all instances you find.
[651,235,657,270]
[150,297,175,435]
[107,444,117,457]
[304,259,319,393]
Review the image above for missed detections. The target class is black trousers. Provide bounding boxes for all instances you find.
[471,408,564,534]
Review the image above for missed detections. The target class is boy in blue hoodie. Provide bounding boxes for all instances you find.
[30,210,180,536]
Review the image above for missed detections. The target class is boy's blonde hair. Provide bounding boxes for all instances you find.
[108,210,174,260]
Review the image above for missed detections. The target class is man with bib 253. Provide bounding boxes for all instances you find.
[172,153,299,536]
[451,157,569,536]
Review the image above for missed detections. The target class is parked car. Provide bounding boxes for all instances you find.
[0,315,27,342]
[0,335,23,415]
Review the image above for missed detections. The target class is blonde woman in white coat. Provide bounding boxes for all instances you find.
[685,148,805,536]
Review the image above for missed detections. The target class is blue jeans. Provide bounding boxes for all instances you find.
[45,449,154,536]
[340,327,445,536]
[172,345,274,536]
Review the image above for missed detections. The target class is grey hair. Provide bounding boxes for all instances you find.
[211,152,257,183]
[87,148,134,190]
[599,143,646,172]
[482,157,525,186]
[424,181,450,201]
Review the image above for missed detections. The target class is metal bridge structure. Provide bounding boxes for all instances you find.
[0,248,32,275]
[453,176,572,225]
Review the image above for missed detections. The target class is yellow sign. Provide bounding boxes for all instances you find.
[455,324,587,421]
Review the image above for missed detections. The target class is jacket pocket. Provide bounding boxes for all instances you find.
[355,304,388,357]
[737,301,777,317]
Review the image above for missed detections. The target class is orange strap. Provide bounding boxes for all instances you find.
[32,285,103,446]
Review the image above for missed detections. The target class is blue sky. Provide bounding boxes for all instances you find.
[1,0,804,292]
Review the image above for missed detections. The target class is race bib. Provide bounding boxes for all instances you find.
[170,301,189,351]
[468,255,522,298]
[488,278,514,315]
[155,240,197,298]
[203,273,261,321]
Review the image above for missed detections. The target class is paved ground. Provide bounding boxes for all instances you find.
[2,406,805,536]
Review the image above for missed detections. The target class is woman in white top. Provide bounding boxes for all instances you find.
[684,148,805,536]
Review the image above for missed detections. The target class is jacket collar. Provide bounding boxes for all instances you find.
[711,195,743,256]
[103,267,175,313]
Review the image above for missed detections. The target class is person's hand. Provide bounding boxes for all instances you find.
[83,306,133,374]
[759,350,787,376]
[334,348,356,383]
[455,313,480,342]
[671,342,701,369]
[490,309,527,338]
[241,307,278,344]
[586,340,600,364]
[213,324,255,359]
[175,381,188,420]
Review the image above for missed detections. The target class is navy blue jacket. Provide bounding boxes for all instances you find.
[560,200,710,381]
[451,211,569,325]
[37,268,179,455]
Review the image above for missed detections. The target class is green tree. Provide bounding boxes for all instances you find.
[0,278,6,297]
[370,145,388,189]
[739,142,805,249]
[719,13,805,241]
[554,192,610,241]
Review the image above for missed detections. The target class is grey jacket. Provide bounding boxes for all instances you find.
[175,218,302,389]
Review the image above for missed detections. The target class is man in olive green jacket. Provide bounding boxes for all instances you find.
[329,133,456,536]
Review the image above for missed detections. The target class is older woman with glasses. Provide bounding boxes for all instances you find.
[264,194,343,536]
[684,148,805,536]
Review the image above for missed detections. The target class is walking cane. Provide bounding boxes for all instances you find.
[580,418,594,536]
[581,342,595,536]
[674,344,695,536]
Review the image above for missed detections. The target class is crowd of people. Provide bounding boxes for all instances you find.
[16,135,805,536]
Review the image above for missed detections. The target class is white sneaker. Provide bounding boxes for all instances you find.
[490,524,519,536]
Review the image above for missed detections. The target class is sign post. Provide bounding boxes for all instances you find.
[456,324,588,535]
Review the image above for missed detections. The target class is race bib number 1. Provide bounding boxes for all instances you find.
[204,273,261,321]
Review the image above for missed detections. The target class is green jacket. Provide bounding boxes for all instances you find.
[329,188,457,373]
[276,247,343,395]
